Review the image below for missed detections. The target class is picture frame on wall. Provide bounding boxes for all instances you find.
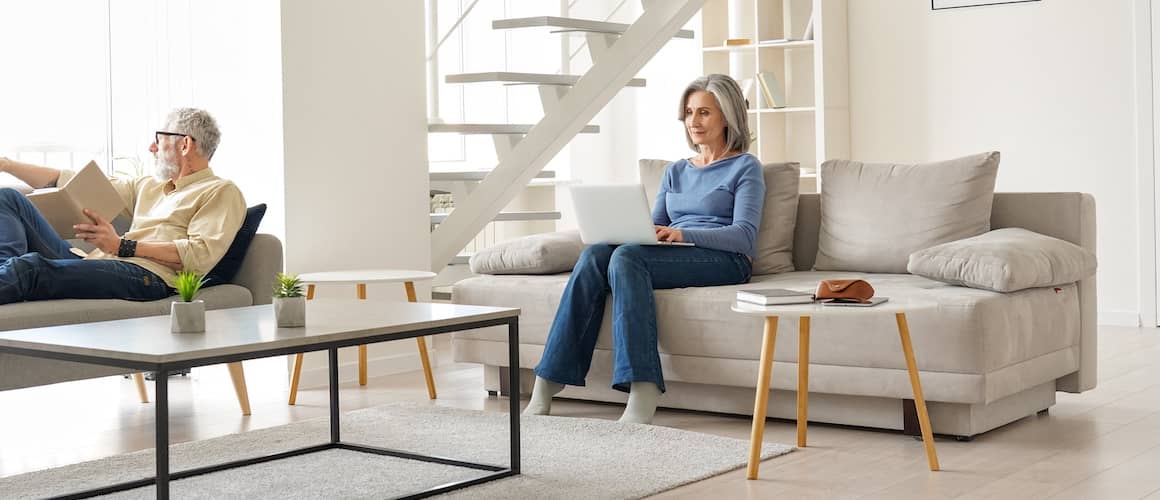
[932,0,1039,10]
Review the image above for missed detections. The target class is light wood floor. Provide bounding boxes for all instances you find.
[2,326,1160,499]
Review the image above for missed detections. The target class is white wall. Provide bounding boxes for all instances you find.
[281,0,431,384]
[847,1,1139,324]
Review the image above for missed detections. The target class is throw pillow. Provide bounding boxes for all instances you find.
[469,230,586,275]
[813,151,1000,273]
[907,227,1097,292]
[639,159,799,275]
[203,203,267,287]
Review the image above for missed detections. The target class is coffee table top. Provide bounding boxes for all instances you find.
[298,269,437,284]
[0,301,517,365]
[731,297,939,317]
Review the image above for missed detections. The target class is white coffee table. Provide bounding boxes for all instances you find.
[288,269,438,405]
[0,301,521,500]
[731,298,941,479]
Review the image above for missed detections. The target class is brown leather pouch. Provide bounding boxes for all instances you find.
[814,279,875,303]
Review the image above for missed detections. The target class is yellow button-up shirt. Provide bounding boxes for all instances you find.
[58,167,246,288]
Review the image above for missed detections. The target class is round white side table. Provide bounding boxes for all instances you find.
[731,298,941,479]
[287,269,438,405]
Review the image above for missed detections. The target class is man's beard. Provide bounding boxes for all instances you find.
[151,154,180,182]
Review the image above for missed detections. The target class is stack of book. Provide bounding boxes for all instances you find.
[736,288,815,306]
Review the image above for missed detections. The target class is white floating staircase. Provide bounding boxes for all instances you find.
[428,0,703,299]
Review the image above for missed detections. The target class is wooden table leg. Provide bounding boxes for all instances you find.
[133,373,149,403]
[406,281,438,399]
[288,353,305,405]
[896,312,940,471]
[357,283,368,386]
[747,316,778,480]
[797,316,810,448]
[288,285,316,405]
[228,362,252,416]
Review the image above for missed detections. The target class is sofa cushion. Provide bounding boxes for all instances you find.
[640,159,799,275]
[907,227,1097,293]
[204,203,267,287]
[470,231,586,275]
[0,285,253,331]
[814,152,1000,273]
[452,270,1080,404]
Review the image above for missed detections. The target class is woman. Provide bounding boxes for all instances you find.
[526,74,766,424]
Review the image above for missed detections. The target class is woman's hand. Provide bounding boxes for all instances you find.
[655,225,684,242]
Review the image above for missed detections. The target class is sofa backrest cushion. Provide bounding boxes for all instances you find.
[204,203,267,287]
[639,159,799,275]
[814,152,1000,273]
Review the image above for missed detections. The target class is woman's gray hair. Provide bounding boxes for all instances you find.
[166,108,221,160]
[677,74,751,154]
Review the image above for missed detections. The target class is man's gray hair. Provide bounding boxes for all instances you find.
[166,108,221,160]
[677,74,751,154]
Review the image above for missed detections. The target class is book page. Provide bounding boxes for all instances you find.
[26,161,126,238]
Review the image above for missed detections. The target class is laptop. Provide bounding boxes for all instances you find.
[569,184,694,247]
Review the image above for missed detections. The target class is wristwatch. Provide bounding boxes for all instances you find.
[117,238,138,258]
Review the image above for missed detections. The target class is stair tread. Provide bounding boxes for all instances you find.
[428,123,599,134]
[430,170,556,181]
[430,210,562,224]
[449,253,472,265]
[446,72,646,87]
[492,16,694,39]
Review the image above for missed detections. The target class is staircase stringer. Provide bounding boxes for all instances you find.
[431,0,704,270]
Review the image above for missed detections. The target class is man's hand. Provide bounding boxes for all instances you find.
[74,209,121,254]
[654,225,684,242]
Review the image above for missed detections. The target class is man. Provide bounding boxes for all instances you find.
[0,108,246,304]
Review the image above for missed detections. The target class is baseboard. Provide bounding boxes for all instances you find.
[1098,309,1141,327]
[296,348,438,390]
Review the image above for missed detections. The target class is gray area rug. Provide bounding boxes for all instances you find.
[0,402,792,499]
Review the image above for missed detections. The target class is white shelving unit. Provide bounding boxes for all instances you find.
[700,0,849,193]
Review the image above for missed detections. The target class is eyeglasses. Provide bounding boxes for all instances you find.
[154,131,194,144]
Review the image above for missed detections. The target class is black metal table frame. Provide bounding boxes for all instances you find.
[1,315,520,500]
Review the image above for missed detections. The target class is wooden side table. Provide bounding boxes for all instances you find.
[287,269,438,405]
[731,298,941,479]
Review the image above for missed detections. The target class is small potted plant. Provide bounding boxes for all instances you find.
[171,271,207,333]
[273,272,306,327]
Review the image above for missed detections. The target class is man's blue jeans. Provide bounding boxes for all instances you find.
[0,188,172,305]
[534,243,752,393]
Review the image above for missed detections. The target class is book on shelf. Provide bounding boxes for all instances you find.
[757,38,798,45]
[740,77,762,110]
[736,288,815,306]
[26,161,126,238]
[724,38,751,46]
[756,72,787,109]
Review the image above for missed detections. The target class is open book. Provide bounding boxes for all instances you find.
[26,161,126,238]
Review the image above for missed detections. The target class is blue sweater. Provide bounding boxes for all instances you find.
[651,153,765,257]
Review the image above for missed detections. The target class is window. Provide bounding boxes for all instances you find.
[0,1,110,172]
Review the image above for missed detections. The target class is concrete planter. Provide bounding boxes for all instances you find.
[171,300,206,333]
[274,296,306,328]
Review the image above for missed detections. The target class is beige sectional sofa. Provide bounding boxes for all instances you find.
[0,234,282,391]
[451,156,1096,439]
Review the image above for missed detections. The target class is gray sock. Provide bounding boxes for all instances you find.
[523,376,564,416]
[618,382,661,424]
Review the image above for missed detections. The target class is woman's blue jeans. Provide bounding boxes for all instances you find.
[0,188,172,304]
[534,243,752,393]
